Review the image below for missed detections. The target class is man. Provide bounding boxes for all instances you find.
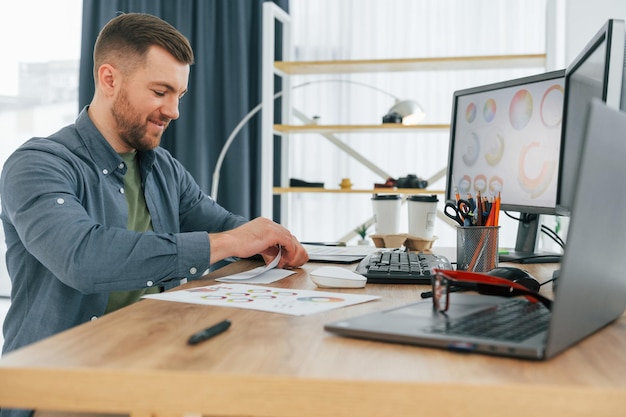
[0,12,309,359]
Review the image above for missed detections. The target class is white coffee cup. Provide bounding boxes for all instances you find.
[407,194,439,239]
[371,194,401,235]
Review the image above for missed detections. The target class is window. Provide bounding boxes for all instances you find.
[0,0,83,296]
[287,0,552,247]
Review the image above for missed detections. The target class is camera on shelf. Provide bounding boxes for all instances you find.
[396,174,428,189]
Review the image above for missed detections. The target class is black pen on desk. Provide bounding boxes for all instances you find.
[187,319,231,345]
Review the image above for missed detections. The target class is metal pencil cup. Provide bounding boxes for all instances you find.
[456,226,500,272]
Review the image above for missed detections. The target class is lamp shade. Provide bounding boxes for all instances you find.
[384,99,425,125]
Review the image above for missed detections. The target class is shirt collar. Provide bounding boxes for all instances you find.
[75,106,156,176]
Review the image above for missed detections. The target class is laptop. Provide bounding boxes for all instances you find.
[325,99,626,360]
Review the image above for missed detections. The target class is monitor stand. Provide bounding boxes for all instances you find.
[498,213,562,264]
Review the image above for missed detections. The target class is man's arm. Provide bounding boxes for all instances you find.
[208,217,309,269]
[165,151,308,269]
[1,145,211,293]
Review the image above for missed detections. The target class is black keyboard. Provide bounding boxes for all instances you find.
[356,250,452,284]
[427,298,551,342]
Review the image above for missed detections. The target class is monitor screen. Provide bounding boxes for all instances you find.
[557,19,625,214]
[446,70,565,214]
[445,70,565,263]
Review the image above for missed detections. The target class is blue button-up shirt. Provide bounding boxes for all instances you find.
[0,107,247,355]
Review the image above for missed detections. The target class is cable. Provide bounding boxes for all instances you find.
[503,211,521,221]
[540,225,565,249]
[539,276,557,287]
[503,211,565,250]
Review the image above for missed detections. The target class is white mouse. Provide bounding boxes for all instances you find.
[309,266,367,289]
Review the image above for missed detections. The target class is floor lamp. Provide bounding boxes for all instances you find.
[210,79,426,201]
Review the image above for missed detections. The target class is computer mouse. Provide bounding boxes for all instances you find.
[485,266,541,292]
[309,266,367,289]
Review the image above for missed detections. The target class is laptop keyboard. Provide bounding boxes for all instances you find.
[356,251,452,284]
[428,298,551,342]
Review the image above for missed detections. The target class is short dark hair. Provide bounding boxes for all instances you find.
[93,12,194,80]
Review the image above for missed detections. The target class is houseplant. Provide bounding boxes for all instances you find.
[355,224,370,245]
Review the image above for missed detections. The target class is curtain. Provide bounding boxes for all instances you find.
[79,0,288,219]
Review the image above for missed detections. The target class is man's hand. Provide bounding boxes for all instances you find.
[208,217,309,268]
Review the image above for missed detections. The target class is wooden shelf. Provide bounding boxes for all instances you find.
[273,123,450,134]
[261,4,548,223]
[274,54,547,75]
[273,187,445,195]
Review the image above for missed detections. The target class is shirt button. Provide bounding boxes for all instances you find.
[146,280,154,287]
[119,187,125,194]
[90,316,98,321]
[56,198,65,205]
[102,169,108,175]
[190,267,198,275]
[118,163,125,170]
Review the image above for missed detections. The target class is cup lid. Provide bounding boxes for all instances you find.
[407,194,438,202]
[371,194,401,200]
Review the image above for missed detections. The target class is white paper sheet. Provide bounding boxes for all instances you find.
[143,283,380,316]
[215,247,295,284]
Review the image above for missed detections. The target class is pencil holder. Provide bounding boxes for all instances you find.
[456,226,500,272]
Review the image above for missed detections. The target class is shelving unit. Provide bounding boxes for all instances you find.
[273,54,547,75]
[261,2,548,238]
[273,187,446,195]
[273,123,450,134]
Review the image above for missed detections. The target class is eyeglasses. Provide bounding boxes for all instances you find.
[431,268,553,313]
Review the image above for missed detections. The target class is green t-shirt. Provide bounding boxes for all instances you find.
[105,152,160,314]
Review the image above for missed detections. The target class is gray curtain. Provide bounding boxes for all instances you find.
[79,0,288,219]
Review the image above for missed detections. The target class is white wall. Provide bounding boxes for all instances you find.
[288,0,551,248]
[542,0,626,250]
[565,0,626,65]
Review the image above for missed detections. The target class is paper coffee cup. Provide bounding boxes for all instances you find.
[407,194,438,239]
[371,194,401,235]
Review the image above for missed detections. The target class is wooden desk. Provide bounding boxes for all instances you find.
[0,258,625,417]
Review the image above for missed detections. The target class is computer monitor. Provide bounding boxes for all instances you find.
[557,19,626,214]
[446,69,565,263]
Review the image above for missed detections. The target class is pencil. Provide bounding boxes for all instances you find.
[476,191,483,226]
[494,192,501,226]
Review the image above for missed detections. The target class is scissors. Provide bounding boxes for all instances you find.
[444,199,472,226]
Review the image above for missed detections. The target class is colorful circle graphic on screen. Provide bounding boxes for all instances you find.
[483,98,497,122]
[461,131,480,166]
[540,84,564,128]
[297,296,344,303]
[466,102,477,123]
[458,175,472,195]
[518,141,556,198]
[489,176,504,194]
[509,89,533,130]
[474,174,487,193]
[484,128,505,166]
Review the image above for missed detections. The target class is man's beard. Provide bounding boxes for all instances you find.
[111,90,168,151]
